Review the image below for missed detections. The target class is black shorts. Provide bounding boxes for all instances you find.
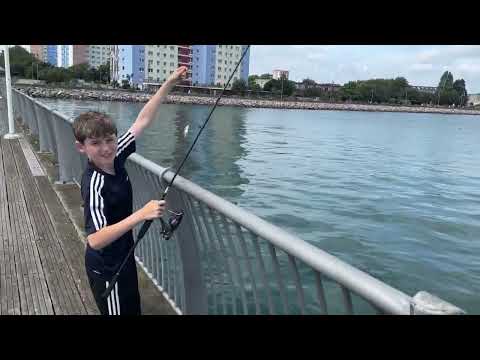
[85,244,141,315]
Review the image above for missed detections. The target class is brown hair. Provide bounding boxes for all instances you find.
[72,111,117,143]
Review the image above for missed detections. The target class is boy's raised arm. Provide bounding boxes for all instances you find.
[129,66,188,139]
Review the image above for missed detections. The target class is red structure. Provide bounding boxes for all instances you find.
[177,45,192,85]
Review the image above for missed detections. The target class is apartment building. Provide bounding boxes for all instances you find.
[88,45,111,68]
[56,45,88,68]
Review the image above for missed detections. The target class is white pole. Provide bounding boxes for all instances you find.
[3,45,20,139]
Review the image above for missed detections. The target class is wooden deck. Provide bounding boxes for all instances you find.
[0,136,98,315]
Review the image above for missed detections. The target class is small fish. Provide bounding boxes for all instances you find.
[183,124,190,138]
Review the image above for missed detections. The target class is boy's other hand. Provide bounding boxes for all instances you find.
[167,66,188,85]
[141,200,166,220]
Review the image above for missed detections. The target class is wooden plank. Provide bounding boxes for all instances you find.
[36,177,97,314]
[9,140,55,314]
[12,140,87,314]
[18,137,45,176]
[0,137,9,314]
[7,139,45,314]
[11,141,72,314]
[10,145,51,315]
[1,139,23,314]
[9,139,60,314]
[1,140,17,315]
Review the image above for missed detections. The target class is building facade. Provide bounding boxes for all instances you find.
[111,45,145,87]
[191,45,216,86]
[191,45,249,88]
[272,69,289,80]
[88,45,111,68]
[109,44,248,88]
[214,45,248,88]
[46,45,57,66]
[30,45,46,61]
[57,45,73,67]
[56,45,88,68]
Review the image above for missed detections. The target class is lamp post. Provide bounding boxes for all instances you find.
[280,75,284,101]
[3,45,21,139]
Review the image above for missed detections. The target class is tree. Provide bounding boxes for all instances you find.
[302,78,317,87]
[453,79,467,106]
[263,78,295,97]
[247,75,261,91]
[438,71,454,89]
[97,62,110,83]
[232,78,247,94]
[68,63,89,79]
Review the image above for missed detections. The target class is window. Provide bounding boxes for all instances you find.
[170,54,174,58]
[219,51,222,56]
[163,62,166,66]
[157,53,160,56]
[122,66,124,70]
[225,60,227,64]
[148,51,153,55]
[218,67,222,71]
[170,46,174,50]
[163,70,166,74]
[157,69,159,73]
[148,68,152,73]
[164,45,167,49]
[164,53,166,57]
[170,62,174,66]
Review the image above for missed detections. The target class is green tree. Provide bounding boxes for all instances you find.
[97,62,110,83]
[247,75,261,91]
[263,77,295,97]
[232,78,248,94]
[438,71,454,89]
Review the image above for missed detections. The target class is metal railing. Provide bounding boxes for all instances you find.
[11,88,466,315]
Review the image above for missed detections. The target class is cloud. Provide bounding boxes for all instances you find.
[457,63,480,73]
[410,63,434,71]
[250,45,480,93]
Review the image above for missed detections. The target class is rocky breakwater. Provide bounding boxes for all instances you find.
[18,87,480,116]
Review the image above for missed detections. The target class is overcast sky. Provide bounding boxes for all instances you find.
[250,45,480,93]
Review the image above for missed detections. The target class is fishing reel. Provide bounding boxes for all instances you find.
[159,209,184,240]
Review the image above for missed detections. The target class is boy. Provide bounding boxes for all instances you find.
[73,66,188,315]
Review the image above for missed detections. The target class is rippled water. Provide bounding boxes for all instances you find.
[38,98,480,313]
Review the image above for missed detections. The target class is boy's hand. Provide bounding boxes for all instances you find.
[166,66,188,85]
[140,200,166,220]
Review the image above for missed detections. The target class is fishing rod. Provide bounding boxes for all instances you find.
[102,45,251,299]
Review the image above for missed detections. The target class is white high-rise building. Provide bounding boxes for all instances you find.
[213,45,249,88]
[88,45,111,68]
[144,45,179,83]
[57,45,73,68]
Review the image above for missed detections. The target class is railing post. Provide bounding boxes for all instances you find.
[411,291,466,315]
[167,186,208,314]
[3,45,21,140]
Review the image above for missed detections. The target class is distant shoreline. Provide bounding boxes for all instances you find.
[18,86,480,116]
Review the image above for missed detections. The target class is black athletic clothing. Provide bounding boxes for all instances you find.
[81,130,141,315]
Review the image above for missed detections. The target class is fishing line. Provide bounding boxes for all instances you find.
[102,45,250,298]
